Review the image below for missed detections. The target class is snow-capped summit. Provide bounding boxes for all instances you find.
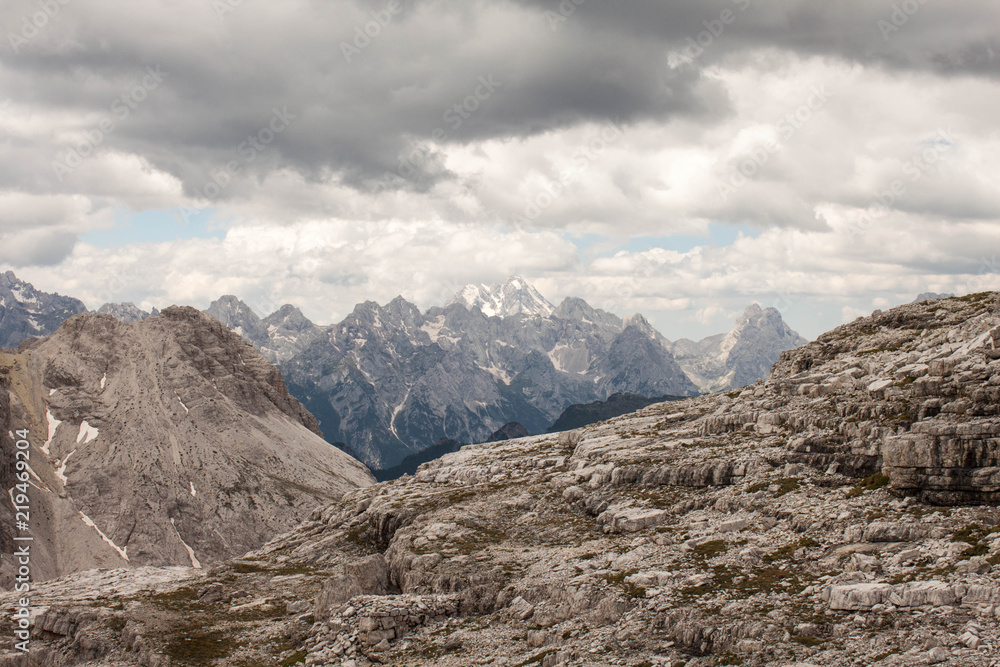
[450,276,555,318]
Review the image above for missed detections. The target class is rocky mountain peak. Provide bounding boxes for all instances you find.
[263,303,312,329]
[97,302,153,322]
[671,304,808,393]
[450,275,555,318]
[552,296,596,321]
[0,271,88,349]
[259,304,323,364]
[622,312,656,333]
[204,295,269,349]
[722,303,801,353]
[0,306,373,582]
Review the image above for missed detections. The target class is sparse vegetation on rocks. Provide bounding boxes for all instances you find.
[3,292,1000,666]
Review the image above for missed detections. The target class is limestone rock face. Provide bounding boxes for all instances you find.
[0,307,373,581]
[7,292,1000,667]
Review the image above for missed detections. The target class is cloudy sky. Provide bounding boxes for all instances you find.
[1,0,998,340]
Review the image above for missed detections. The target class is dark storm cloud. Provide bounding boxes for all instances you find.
[0,0,996,201]
[0,0,715,196]
[510,0,999,77]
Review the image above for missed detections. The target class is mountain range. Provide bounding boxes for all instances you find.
[0,273,807,470]
[12,290,1000,667]
[196,277,808,468]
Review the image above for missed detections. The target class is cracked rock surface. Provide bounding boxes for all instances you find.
[3,293,1000,666]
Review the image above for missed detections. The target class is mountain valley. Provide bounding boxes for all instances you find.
[2,292,999,666]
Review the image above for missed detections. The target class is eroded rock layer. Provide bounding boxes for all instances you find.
[2,292,999,666]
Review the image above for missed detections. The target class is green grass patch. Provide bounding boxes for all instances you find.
[846,472,890,498]
[678,563,815,601]
[773,478,800,497]
[692,540,728,559]
[148,586,204,610]
[952,523,984,544]
[279,650,307,666]
[164,628,234,665]
[763,537,819,564]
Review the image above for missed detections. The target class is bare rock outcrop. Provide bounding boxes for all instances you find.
[0,307,373,581]
[4,292,1000,667]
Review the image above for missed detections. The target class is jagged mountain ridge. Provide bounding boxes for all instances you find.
[0,272,806,471]
[200,281,806,469]
[266,293,700,469]
[0,307,373,583]
[96,302,158,322]
[0,271,87,348]
[449,275,555,318]
[669,303,808,392]
[11,292,1000,666]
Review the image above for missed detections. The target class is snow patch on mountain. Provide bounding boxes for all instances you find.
[76,421,99,444]
[79,512,129,562]
[43,409,61,456]
[171,518,201,569]
[55,450,74,485]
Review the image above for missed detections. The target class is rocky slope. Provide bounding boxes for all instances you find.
[0,307,373,583]
[5,292,1000,666]
[0,272,87,349]
[547,392,683,433]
